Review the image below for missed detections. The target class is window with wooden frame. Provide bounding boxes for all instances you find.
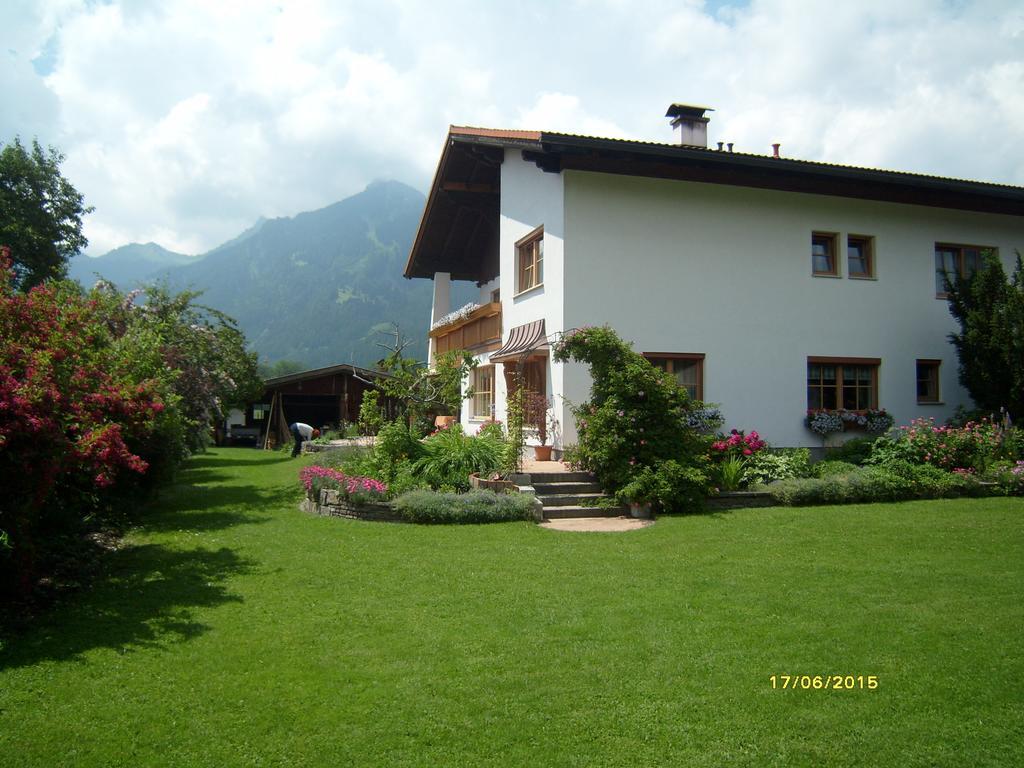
[516,226,544,294]
[522,358,546,397]
[847,235,875,278]
[934,243,992,297]
[644,353,704,400]
[807,357,879,411]
[812,232,839,276]
[916,359,941,404]
[470,365,494,419]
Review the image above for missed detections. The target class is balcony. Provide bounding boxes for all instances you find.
[430,302,502,355]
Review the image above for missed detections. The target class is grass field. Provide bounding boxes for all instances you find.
[2,447,1022,767]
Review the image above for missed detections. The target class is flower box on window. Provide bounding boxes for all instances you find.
[805,408,893,435]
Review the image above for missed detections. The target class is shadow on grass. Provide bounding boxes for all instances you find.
[142,483,302,533]
[184,452,292,470]
[0,543,253,670]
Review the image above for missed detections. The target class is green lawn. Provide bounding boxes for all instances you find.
[2,448,1022,767]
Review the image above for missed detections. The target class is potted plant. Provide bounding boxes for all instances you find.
[524,390,557,461]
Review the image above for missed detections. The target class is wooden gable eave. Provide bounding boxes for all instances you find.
[404,131,509,282]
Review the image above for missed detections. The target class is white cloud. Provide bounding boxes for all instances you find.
[2,0,1021,256]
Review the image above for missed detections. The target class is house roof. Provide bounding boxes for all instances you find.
[404,125,1024,282]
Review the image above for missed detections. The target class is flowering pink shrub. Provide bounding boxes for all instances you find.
[0,250,164,595]
[300,465,388,504]
[869,417,1007,471]
[711,429,767,459]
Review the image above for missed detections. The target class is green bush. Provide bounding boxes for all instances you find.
[813,460,859,478]
[392,489,536,524]
[617,460,707,511]
[824,436,879,466]
[744,448,811,485]
[552,326,711,512]
[412,424,504,491]
[373,420,424,481]
[769,464,984,506]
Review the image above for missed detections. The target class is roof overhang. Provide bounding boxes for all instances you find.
[404,128,541,282]
[404,126,1024,282]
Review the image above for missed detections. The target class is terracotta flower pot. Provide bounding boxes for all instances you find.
[533,445,553,461]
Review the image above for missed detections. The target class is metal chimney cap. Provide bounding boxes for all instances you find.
[665,103,714,120]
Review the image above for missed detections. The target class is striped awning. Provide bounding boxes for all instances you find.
[489,319,548,363]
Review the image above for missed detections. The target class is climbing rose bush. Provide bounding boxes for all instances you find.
[553,325,711,512]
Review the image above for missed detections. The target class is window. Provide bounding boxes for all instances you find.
[916,359,941,404]
[516,226,544,294]
[471,365,494,419]
[847,235,874,278]
[252,403,271,421]
[644,354,704,400]
[935,243,991,297]
[807,357,879,411]
[812,232,838,276]
[490,288,500,303]
[522,358,546,397]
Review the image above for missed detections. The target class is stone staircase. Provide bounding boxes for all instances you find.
[528,471,628,520]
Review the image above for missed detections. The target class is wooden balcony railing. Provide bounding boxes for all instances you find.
[430,302,502,354]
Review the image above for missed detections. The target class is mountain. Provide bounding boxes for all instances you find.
[68,242,197,288]
[79,180,474,369]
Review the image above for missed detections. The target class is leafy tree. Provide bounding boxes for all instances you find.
[372,325,476,432]
[112,283,264,452]
[0,137,93,290]
[945,251,1024,419]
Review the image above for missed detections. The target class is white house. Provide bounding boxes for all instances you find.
[404,105,1024,450]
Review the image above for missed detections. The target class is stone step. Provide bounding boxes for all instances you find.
[542,505,629,520]
[537,492,608,507]
[532,481,603,495]
[528,471,594,484]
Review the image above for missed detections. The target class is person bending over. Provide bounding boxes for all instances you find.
[289,422,320,457]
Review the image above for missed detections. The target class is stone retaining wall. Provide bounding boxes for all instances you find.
[705,490,775,511]
[303,488,403,522]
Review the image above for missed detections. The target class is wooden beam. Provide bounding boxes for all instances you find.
[441,181,498,194]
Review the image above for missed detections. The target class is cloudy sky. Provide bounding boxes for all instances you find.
[3,0,1023,256]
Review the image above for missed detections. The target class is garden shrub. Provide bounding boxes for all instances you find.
[814,460,859,478]
[744,448,811,485]
[824,436,879,466]
[617,460,707,511]
[553,326,711,512]
[392,489,536,524]
[0,265,165,597]
[412,424,503,491]
[867,417,1007,472]
[372,420,425,481]
[357,390,384,436]
[769,464,983,506]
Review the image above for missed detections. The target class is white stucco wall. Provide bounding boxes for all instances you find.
[559,170,1023,447]
[460,151,567,441]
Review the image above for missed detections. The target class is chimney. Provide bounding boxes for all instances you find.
[665,103,713,148]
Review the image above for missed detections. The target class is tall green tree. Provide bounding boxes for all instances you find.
[946,250,1024,419]
[0,137,93,290]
